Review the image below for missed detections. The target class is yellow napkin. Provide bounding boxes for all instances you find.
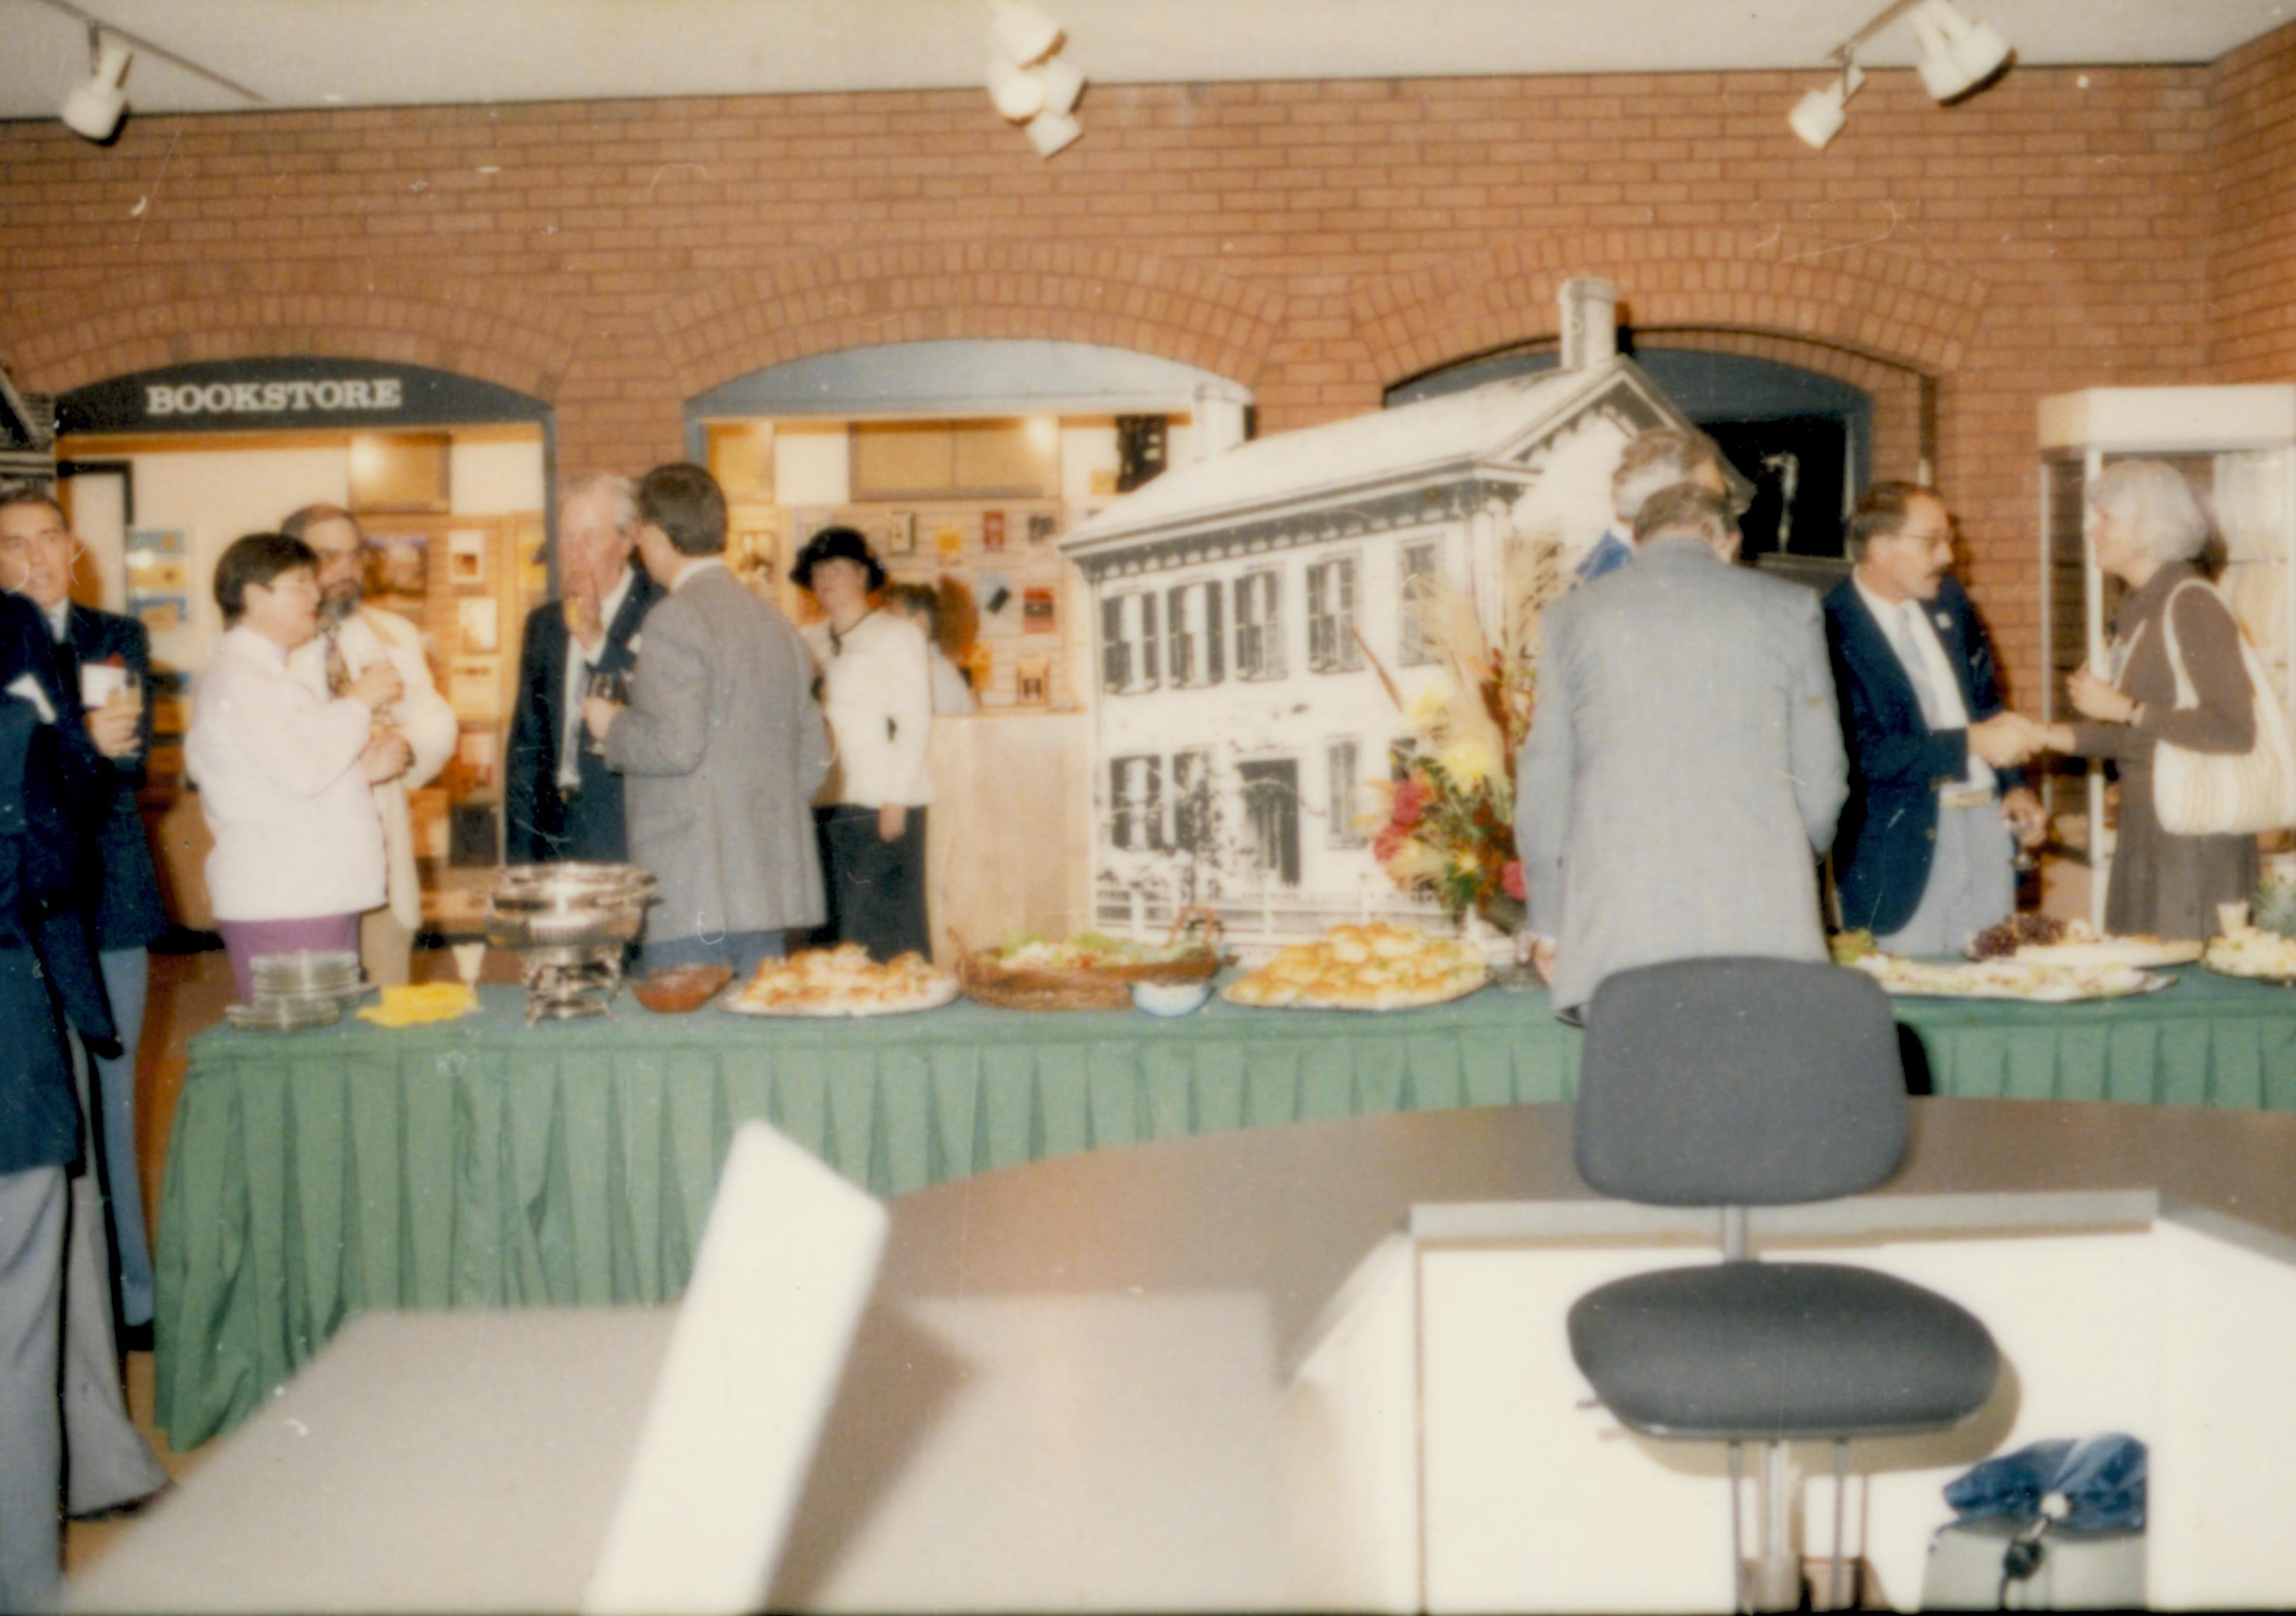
[357,983,480,1028]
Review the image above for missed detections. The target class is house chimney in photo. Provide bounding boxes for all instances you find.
[1559,277,1618,371]
[1190,382,1250,460]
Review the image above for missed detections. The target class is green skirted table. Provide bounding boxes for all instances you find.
[152,967,2296,1447]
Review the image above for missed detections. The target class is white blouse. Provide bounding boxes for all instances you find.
[801,611,935,808]
[188,626,385,921]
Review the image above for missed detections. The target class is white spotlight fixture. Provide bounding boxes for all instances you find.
[1025,111,1084,159]
[1789,63,1864,150]
[989,0,1062,67]
[61,28,131,142]
[26,0,266,140]
[987,53,1047,123]
[984,0,1086,159]
[1035,55,1086,119]
[1910,0,2012,103]
[1785,0,2010,150]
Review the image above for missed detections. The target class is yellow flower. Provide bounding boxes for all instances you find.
[1439,732,1499,789]
[1405,681,1448,727]
[1387,838,1446,883]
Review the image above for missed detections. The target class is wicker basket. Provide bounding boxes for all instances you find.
[956,909,1225,1011]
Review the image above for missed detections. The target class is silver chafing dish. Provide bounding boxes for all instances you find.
[484,863,658,1023]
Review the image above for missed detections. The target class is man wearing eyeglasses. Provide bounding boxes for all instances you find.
[1823,482,2048,954]
[280,504,454,987]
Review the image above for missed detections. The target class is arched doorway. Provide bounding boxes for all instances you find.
[1388,338,1918,576]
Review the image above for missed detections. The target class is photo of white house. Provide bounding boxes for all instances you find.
[1061,286,1716,948]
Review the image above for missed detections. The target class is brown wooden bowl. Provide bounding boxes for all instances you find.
[633,964,734,1014]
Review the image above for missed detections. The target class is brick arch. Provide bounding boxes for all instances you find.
[654,244,1283,400]
[1354,230,1991,388]
[1,265,585,404]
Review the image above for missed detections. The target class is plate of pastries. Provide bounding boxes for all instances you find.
[2201,925,2296,983]
[1966,914,2200,970]
[723,944,960,1016]
[1222,922,1488,1011]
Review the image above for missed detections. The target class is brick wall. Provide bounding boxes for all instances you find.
[2210,25,2296,380]
[2,40,2272,699]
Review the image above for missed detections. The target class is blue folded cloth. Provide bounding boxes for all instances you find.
[1944,1434,2146,1533]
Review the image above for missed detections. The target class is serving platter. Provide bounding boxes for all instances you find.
[1218,973,1488,1013]
[1847,954,2173,1003]
[1996,938,2202,970]
[719,975,961,1018]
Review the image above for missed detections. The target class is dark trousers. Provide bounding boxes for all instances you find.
[815,804,930,963]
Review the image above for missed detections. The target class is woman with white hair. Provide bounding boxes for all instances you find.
[2039,459,2258,936]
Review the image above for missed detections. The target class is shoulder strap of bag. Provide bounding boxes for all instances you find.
[2156,577,2218,713]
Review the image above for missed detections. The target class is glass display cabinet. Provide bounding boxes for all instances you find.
[2037,386,2296,926]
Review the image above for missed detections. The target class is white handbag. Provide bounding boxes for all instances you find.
[2148,578,2296,836]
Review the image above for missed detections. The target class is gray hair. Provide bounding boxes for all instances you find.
[1613,428,1719,525]
[2088,459,2210,565]
[561,472,639,534]
[1634,481,1735,551]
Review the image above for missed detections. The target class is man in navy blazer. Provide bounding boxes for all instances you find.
[1,488,167,1335]
[0,570,120,1607]
[505,474,663,865]
[1823,483,2047,953]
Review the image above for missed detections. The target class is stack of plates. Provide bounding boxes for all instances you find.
[227,950,372,1032]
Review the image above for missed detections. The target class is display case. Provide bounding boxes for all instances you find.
[2037,386,2296,925]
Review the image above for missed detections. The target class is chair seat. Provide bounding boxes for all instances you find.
[1568,1259,1999,1440]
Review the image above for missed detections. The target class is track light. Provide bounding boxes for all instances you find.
[989,0,1062,67]
[61,28,130,142]
[987,53,1047,121]
[1786,0,2010,150]
[1789,64,1864,150]
[1910,0,2012,103]
[26,0,264,140]
[1025,111,1083,159]
[984,0,1086,159]
[1035,56,1086,118]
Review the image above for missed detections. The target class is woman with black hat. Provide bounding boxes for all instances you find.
[792,526,936,961]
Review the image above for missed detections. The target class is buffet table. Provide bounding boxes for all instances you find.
[153,967,2296,1447]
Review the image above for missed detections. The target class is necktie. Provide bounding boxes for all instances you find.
[322,626,353,697]
[1898,603,1942,729]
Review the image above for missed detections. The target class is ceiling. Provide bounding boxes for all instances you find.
[0,0,2290,123]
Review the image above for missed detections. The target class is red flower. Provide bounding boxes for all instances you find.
[1373,824,1407,864]
[1501,859,1526,901]
[1391,778,1429,829]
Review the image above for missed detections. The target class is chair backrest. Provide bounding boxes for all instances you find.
[1575,956,1908,1206]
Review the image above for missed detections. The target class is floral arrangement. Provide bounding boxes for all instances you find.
[1362,529,1562,925]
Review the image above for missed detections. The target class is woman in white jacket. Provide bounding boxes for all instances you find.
[187,534,407,1000]
[793,528,935,961]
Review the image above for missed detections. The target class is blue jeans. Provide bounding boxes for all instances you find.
[92,948,152,1330]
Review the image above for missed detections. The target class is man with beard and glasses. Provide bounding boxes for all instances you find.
[280,504,455,986]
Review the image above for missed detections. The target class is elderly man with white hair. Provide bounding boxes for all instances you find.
[1572,426,1732,586]
[1517,482,1849,1020]
[505,473,664,865]
[2038,458,2261,938]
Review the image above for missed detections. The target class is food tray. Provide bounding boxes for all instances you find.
[1217,973,1489,1013]
[1851,956,2175,1003]
[718,975,962,1018]
[2201,961,2296,987]
[955,908,1224,1011]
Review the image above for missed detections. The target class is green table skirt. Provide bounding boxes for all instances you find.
[152,968,2296,1446]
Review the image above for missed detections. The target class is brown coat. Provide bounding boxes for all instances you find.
[2066,562,2258,938]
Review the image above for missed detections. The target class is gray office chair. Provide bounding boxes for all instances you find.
[1566,957,2000,1612]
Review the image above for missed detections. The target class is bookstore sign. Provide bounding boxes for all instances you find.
[58,357,548,435]
[146,376,406,417]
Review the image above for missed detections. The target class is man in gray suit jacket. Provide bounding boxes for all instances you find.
[584,464,829,975]
[1514,482,1849,1020]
